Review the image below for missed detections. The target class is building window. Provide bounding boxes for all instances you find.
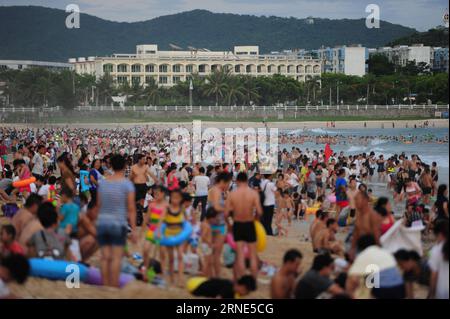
[159,76,168,84]
[159,65,168,73]
[305,65,312,73]
[117,64,128,73]
[186,65,194,73]
[145,76,156,84]
[117,76,128,84]
[199,65,207,73]
[246,65,252,73]
[131,76,140,84]
[172,76,181,84]
[257,65,262,73]
[131,64,141,72]
[103,64,113,73]
[173,65,181,73]
[234,65,241,73]
[145,64,155,73]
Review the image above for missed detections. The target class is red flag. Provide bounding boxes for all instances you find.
[324,143,333,163]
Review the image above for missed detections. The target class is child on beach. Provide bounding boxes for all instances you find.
[0,225,25,257]
[142,186,168,275]
[58,187,80,237]
[200,207,215,277]
[158,189,186,286]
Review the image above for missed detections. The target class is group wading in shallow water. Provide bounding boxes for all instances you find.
[0,125,448,299]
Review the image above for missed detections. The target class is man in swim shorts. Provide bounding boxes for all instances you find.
[225,172,263,279]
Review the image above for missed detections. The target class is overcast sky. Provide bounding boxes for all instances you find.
[0,0,448,30]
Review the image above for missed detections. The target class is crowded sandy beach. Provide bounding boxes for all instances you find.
[0,120,448,299]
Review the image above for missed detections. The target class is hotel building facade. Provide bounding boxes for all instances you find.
[70,45,322,87]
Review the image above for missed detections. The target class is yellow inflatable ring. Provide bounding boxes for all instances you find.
[255,221,267,253]
[186,277,208,293]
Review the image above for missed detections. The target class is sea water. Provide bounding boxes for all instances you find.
[282,127,449,215]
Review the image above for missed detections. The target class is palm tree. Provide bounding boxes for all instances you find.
[240,75,260,106]
[204,69,229,106]
[143,78,161,105]
[96,73,114,105]
[225,77,245,106]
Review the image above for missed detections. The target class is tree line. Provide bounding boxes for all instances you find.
[0,63,448,110]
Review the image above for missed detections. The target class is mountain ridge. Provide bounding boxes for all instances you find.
[0,6,417,61]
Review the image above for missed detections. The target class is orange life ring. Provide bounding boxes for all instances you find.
[13,177,36,188]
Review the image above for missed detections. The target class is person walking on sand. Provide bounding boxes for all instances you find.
[225,172,263,279]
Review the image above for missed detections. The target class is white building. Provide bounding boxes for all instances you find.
[70,44,322,87]
[371,44,433,67]
[0,60,73,71]
[311,45,367,76]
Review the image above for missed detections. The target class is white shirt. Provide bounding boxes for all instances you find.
[31,153,44,175]
[193,175,210,197]
[261,179,277,206]
[38,184,50,198]
[428,241,449,299]
[287,172,299,188]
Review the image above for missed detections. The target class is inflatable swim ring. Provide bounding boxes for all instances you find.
[29,258,88,281]
[254,221,267,253]
[85,267,134,288]
[157,221,192,247]
[305,204,321,215]
[13,177,36,188]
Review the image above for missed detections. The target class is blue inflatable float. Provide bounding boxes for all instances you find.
[29,258,88,282]
[157,221,193,247]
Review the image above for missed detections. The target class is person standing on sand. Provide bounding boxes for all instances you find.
[130,154,155,207]
[225,172,263,280]
[96,154,137,288]
[207,172,232,278]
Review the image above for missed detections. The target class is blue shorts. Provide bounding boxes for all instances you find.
[211,224,227,236]
[96,222,127,247]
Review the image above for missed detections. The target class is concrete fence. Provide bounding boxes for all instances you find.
[1,104,449,113]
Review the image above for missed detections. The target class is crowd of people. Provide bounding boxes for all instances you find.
[0,126,448,299]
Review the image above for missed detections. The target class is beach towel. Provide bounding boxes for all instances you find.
[380,220,424,256]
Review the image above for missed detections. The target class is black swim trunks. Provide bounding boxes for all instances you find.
[422,187,432,195]
[134,183,148,201]
[233,221,257,243]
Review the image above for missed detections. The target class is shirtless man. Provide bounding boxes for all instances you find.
[351,191,382,260]
[420,167,433,205]
[347,176,359,222]
[225,172,263,279]
[129,154,156,205]
[313,218,344,256]
[271,249,303,299]
[310,210,328,251]
[11,194,42,244]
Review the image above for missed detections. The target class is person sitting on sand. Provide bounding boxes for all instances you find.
[294,253,344,299]
[310,210,328,251]
[313,218,344,256]
[11,194,42,241]
[0,225,25,257]
[188,275,256,299]
[27,202,72,260]
[271,249,303,299]
[0,254,30,299]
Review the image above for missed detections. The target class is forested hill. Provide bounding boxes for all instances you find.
[0,6,417,61]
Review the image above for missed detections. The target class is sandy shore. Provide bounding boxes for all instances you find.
[1,119,448,130]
